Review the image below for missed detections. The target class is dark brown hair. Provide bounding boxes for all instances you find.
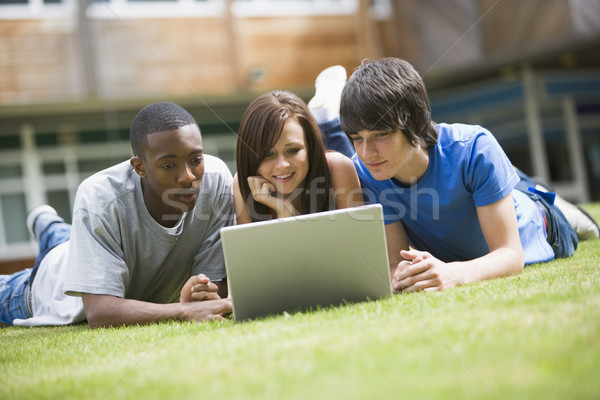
[340,58,438,148]
[236,90,332,221]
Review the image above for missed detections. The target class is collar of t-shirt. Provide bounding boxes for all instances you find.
[161,212,187,235]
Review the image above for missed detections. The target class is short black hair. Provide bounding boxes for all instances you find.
[130,102,199,157]
[340,58,437,148]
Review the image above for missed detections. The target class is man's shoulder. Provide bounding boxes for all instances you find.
[196,155,233,208]
[80,160,134,187]
[435,123,502,163]
[203,154,232,180]
[201,155,233,196]
[436,123,493,146]
[74,160,137,213]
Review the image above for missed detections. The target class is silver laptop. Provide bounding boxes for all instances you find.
[220,204,392,321]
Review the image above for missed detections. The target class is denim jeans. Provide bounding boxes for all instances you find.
[318,117,355,159]
[514,168,578,258]
[0,212,71,324]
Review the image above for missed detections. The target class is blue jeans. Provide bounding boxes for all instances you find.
[514,169,578,258]
[319,117,355,159]
[0,212,71,324]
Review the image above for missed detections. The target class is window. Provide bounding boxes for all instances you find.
[0,0,72,19]
[0,121,238,259]
[233,0,357,16]
[1,0,390,19]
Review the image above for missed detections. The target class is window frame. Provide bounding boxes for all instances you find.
[0,0,386,20]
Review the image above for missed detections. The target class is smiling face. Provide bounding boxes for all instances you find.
[256,118,309,196]
[350,129,429,184]
[131,124,204,225]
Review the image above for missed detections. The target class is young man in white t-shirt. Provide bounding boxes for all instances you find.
[0,102,233,327]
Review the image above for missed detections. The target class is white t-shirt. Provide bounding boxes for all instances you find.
[15,242,86,326]
[13,155,233,326]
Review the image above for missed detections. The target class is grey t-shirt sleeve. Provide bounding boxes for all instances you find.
[63,208,129,298]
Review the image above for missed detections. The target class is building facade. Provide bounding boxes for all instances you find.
[1,0,599,270]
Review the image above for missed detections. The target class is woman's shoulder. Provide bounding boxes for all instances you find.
[325,151,359,185]
[325,150,354,171]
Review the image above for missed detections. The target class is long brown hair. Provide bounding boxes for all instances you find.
[236,90,332,221]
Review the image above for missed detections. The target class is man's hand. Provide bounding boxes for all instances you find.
[392,249,459,293]
[247,176,297,218]
[179,298,233,322]
[180,274,221,303]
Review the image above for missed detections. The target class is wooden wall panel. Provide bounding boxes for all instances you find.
[0,19,85,104]
[2,1,593,107]
[480,0,571,53]
[234,16,361,91]
[89,18,233,99]
[388,0,423,67]
[569,0,600,35]
[0,257,35,275]
[389,0,484,73]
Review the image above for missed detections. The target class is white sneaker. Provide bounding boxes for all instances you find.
[308,65,347,125]
[26,205,58,242]
[553,195,600,241]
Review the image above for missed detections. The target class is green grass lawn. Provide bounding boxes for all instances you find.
[2,205,599,400]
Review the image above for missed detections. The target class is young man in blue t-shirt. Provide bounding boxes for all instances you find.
[309,58,599,292]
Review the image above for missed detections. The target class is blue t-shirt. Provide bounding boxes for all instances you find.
[354,123,554,264]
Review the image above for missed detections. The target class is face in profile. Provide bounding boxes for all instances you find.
[351,129,416,182]
[133,124,204,221]
[256,118,309,196]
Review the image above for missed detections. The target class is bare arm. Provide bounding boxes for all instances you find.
[471,192,524,280]
[81,293,232,328]
[326,152,363,209]
[385,220,411,283]
[393,193,524,292]
[233,173,253,224]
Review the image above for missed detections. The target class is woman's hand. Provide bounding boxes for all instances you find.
[247,176,297,218]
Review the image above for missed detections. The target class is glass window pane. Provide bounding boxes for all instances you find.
[42,161,66,175]
[0,135,21,150]
[35,133,59,148]
[1,193,28,244]
[77,158,115,174]
[47,190,72,224]
[0,165,22,179]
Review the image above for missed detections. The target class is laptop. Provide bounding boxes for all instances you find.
[220,204,392,321]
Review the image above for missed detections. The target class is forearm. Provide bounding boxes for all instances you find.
[274,199,297,219]
[452,246,524,286]
[82,294,185,328]
[467,193,524,285]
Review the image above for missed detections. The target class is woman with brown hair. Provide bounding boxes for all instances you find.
[233,90,362,223]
